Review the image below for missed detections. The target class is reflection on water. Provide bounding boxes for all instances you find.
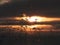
[0,24,60,32]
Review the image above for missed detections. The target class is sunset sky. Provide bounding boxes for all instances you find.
[0,1,60,45]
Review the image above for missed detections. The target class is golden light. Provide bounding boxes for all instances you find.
[26,16,60,22]
[15,17,20,20]
[27,16,44,22]
[12,15,60,22]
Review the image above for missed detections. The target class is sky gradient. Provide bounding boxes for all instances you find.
[0,0,60,17]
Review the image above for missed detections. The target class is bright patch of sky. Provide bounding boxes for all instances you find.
[0,0,11,5]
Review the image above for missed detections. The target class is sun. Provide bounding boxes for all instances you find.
[27,16,43,22]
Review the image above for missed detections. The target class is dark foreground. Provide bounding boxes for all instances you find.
[0,28,60,45]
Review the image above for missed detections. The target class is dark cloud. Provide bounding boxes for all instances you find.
[0,0,60,17]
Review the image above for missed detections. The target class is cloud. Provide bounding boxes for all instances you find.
[0,0,11,5]
[0,0,60,17]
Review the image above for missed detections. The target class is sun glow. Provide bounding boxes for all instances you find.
[14,16,60,22]
[13,14,60,22]
[27,16,45,22]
